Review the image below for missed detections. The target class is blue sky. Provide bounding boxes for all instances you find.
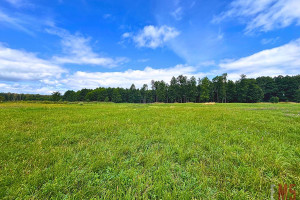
[0,0,300,94]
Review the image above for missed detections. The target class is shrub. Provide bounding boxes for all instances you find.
[270,96,279,103]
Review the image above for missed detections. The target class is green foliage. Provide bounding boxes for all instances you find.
[274,75,300,102]
[0,102,299,199]
[104,96,109,102]
[169,76,179,103]
[236,74,248,103]
[211,73,227,103]
[51,91,61,101]
[151,80,168,102]
[0,96,5,102]
[296,89,300,103]
[63,90,76,102]
[270,96,279,103]
[256,76,277,101]
[226,80,236,102]
[128,84,141,103]
[199,77,211,102]
[112,89,122,103]
[246,79,264,103]
[187,76,197,102]
[76,88,92,101]
[140,84,148,103]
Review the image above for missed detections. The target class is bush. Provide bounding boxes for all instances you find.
[0,96,5,102]
[270,96,279,103]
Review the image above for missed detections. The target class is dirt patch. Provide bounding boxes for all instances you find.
[204,102,216,105]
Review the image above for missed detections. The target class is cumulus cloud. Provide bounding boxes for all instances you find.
[3,36,300,94]
[61,65,199,90]
[0,44,66,82]
[46,28,128,67]
[1,64,208,94]
[219,38,300,78]
[213,0,300,32]
[124,25,180,49]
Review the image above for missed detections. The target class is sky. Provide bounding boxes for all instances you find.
[0,0,300,94]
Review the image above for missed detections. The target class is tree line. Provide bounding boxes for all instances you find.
[1,74,300,103]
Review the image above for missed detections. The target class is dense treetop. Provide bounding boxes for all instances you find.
[1,74,300,103]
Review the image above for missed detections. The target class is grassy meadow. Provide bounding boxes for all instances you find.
[0,102,299,199]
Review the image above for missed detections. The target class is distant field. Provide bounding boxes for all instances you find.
[0,102,299,199]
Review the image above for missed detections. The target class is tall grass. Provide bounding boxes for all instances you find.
[0,102,299,199]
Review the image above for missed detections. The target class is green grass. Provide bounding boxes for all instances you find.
[0,102,299,199]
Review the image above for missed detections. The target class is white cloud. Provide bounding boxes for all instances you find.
[0,9,54,35]
[3,37,300,94]
[61,65,199,90]
[171,7,183,21]
[0,44,66,82]
[261,37,280,45]
[217,29,224,40]
[0,82,61,94]
[137,58,149,63]
[214,0,300,32]
[4,0,30,7]
[200,60,216,66]
[219,38,300,78]
[103,14,112,19]
[0,64,209,94]
[0,10,33,35]
[126,25,180,49]
[46,28,128,67]
[122,32,132,38]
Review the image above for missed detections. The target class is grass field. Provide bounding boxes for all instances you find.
[0,102,299,199]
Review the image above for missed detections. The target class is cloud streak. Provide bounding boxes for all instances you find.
[0,10,34,35]
[4,0,33,8]
[214,0,300,32]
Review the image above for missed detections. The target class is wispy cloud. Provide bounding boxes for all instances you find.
[0,9,55,35]
[171,7,183,21]
[123,25,180,49]
[137,58,149,63]
[46,28,128,67]
[219,38,300,78]
[0,44,66,82]
[261,37,280,45]
[103,14,112,19]
[200,60,216,66]
[213,0,300,33]
[0,10,34,35]
[4,0,32,8]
